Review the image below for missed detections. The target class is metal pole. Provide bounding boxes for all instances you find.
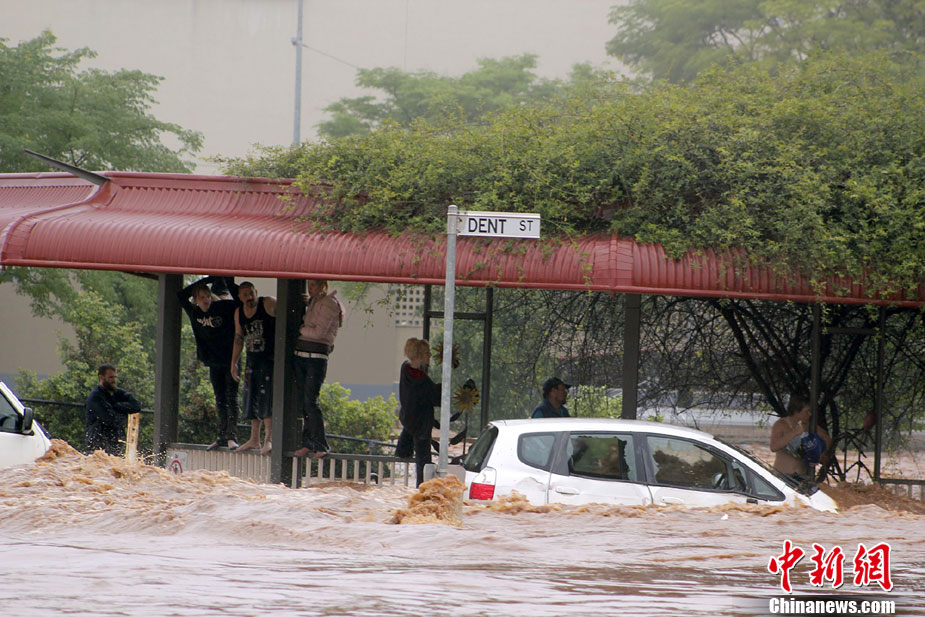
[480,287,493,429]
[621,293,641,419]
[438,205,458,475]
[292,0,304,145]
[873,306,886,482]
[153,274,182,467]
[422,285,432,341]
[810,304,821,430]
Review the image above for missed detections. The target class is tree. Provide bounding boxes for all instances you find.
[16,291,154,451]
[0,30,202,172]
[317,55,592,139]
[606,0,925,82]
[319,383,399,454]
[0,31,210,450]
[226,51,925,480]
[229,52,925,297]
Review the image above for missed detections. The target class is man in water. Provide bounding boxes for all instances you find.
[85,363,141,455]
[531,377,571,418]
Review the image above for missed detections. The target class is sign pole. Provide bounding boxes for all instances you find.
[438,205,459,476]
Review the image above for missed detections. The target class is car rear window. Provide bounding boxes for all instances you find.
[464,425,499,473]
[566,433,638,481]
[518,433,556,470]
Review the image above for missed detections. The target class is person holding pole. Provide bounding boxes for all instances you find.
[293,279,344,459]
[177,275,241,450]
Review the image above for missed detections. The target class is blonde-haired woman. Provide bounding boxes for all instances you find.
[395,337,441,486]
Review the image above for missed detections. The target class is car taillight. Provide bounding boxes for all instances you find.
[469,482,495,500]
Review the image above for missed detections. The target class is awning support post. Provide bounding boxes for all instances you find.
[153,273,181,466]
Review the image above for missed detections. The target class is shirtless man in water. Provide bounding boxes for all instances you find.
[770,394,831,478]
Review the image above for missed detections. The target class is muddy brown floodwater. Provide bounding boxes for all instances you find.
[0,440,922,616]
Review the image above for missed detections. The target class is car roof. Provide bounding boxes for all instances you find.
[489,417,716,440]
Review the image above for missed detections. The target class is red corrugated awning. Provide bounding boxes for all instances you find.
[1,171,922,306]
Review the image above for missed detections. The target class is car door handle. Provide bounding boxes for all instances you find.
[660,497,684,505]
[554,486,580,495]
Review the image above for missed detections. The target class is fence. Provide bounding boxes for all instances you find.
[166,444,417,488]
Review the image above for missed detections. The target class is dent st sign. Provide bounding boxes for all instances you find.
[457,210,541,239]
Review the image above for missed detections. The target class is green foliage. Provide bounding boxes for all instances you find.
[227,52,925,298]
[569,385,623,418]
[607,0,925,83]
[319,382,398,454]
[15,290,153,450]
[317,55,564,139]
[0,30,202,172]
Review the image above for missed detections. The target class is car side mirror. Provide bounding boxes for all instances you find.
[21,407,34,433]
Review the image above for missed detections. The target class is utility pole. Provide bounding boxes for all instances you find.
[292,0,304,145]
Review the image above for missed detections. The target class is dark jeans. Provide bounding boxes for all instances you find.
[294,356,329,452]
[396,423,433,487]
[209,365,239,442]
[86,423,123,456]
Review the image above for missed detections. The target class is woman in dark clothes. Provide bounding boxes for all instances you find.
[395,337,441,487]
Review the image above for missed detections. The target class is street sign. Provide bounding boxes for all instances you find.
[436,206,541,478]
[458,210,541,238]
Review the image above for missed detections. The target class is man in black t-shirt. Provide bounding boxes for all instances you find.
[178,275,241,450]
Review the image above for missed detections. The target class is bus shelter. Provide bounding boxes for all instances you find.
[2,170,923,485]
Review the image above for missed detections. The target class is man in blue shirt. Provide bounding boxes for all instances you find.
[531,377,571,418]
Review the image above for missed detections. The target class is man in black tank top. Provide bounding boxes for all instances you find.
[231,282,277,454]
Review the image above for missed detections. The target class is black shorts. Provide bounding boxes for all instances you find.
[241,355,274,420]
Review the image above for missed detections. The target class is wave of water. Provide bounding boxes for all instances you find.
[0,441,922,616]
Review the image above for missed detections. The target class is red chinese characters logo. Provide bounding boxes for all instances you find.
[853,543,893,591]
[768,540,805,593]
[769,541,893,593]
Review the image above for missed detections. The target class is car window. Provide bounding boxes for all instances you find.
[647,436,727,490]
[518,433,556,470]
[566,433,637,482]
[748,468,785,501]
[0,391,20,432]
[463,425,499,473]
[730,460,748,492]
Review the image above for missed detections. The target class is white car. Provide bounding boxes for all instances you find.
[0,381,52,468]
[463,418,837,512]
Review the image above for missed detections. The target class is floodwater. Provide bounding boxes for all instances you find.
[1,441,923,617]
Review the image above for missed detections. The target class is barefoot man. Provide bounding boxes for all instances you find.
[231,282,276,454]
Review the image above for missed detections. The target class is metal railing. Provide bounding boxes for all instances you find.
[165,442,416,488]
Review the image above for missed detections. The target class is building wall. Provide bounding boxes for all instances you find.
[2,0,624,395]
[5,0,622,173]
[0,289,73,389]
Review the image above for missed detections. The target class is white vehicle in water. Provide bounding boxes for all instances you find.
[0,381,51,468]
[463,418,838,512]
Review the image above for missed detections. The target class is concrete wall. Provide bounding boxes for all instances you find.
[5,0,623,173]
